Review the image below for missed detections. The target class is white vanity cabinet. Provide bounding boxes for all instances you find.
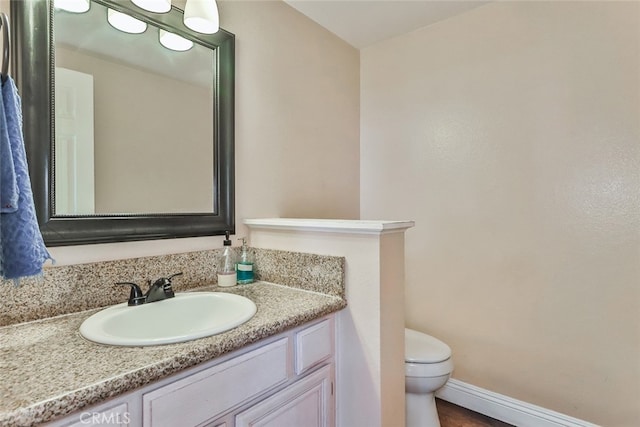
[46,316,335,427]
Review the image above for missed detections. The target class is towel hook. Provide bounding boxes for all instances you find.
[0,12,9,83]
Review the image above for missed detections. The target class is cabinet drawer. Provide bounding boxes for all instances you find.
[295,319,333,375]
[143,338,289,427]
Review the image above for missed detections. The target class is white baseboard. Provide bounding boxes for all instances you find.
[435,379,600,427]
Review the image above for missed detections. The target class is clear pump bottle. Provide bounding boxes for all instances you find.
[217,231,237,287]
[236,238,254,284]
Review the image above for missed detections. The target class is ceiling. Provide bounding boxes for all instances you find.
[283,0,490,49]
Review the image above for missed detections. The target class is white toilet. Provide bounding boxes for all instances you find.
[405,328,454,427]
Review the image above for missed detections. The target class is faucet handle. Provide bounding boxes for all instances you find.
[167,272,183,281]
[159,272,183,296]
[116,282,146,306]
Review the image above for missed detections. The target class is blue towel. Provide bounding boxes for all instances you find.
[0,77,52,280]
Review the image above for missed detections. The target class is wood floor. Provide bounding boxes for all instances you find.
[436,399,514,427]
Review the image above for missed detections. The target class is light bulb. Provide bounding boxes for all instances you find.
[131,0,171,14]
[184,0,219,34]
[107,8,148,34]
[159,29,194,51]
[55,0,90,13]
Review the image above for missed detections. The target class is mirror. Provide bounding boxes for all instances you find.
[10,0,235,246]
[55,1,217,215]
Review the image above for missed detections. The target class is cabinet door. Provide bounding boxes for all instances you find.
[235,365,333,427]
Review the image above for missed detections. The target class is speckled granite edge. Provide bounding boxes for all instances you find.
[0,283,347,427]
[253,248,344,298]
[0,248,345,327]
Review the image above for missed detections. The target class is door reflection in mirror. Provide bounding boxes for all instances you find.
[54,67,95,215]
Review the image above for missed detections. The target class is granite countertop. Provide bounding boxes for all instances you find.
[0,281,346,427]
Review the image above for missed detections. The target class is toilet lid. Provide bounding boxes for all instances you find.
[405,328,451,363]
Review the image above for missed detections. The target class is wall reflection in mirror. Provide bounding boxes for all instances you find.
[54,1,215,215]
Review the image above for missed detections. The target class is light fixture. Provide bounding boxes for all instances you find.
[159,29,194,51]
[54,0,90,13]
[107,8,148,34]
[131,0,171,14]
[184,0,219,34]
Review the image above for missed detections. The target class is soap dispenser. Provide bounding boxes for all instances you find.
[217,231,237,287]
[236,238,254,284]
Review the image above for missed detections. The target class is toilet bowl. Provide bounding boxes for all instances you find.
[405,328,454,427]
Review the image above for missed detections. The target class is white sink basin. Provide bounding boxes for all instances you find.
[80,292,257,346]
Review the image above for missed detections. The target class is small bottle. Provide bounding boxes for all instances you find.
[236,238,254,284]
[217,231,237,287]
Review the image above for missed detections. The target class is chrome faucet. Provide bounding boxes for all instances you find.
[116,272,183,306]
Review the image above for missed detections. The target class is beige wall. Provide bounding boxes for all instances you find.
[39,0,360,264]
[360,1,639,426]
[219,0,360,226]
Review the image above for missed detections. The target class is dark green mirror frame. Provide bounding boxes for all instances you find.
[10,0,235,246]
